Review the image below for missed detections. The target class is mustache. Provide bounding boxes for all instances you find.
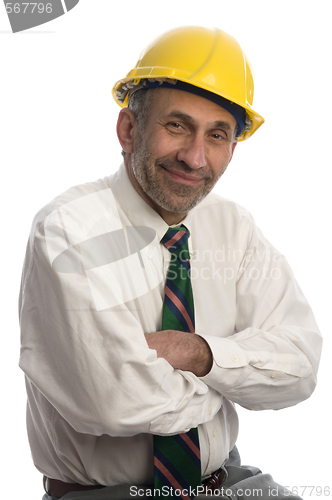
[155,157,213,181]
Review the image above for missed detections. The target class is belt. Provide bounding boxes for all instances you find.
[45,466,227,497]
[45,478,105,497]
[201,465,228,493]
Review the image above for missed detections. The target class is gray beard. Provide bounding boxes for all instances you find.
[130,137,217,214]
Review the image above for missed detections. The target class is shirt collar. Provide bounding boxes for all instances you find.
[110,163,195,242]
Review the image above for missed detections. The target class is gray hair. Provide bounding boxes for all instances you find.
[128,88,155,128]
[121,88,155,157]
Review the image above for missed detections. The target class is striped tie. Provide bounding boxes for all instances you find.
[153,226,201,499]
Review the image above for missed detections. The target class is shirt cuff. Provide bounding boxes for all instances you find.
[198,335,249,387]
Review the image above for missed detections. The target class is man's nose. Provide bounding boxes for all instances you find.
[176,135,207,170]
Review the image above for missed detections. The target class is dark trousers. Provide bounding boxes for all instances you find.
[42,447,303,500]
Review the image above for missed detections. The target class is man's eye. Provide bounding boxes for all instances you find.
[211,133,227,140]
[168,122,183,130]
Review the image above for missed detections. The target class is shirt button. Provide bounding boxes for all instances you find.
[208,407,213,415]
[212,429,217,437]
[270,372,278,379]
[146,247,155,258]
[231,355,239,363]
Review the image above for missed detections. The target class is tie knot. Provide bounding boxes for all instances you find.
[161,226,190,259]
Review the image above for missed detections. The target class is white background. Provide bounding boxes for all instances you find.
[1,1,331,499]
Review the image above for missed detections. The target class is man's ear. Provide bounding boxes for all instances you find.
[229,139,237,163]
[116,108,136,154]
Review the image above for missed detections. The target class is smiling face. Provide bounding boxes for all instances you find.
[118,87,238,225]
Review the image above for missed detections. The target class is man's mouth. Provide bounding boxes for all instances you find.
[161,166,206,185]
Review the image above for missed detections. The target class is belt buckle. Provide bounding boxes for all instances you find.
[202,463,228,494]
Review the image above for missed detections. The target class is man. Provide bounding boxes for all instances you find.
[19,26,322,500]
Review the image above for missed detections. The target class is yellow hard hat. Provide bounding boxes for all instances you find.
[112,26,265,141]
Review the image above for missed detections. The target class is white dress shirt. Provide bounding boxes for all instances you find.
[19,163,322,487]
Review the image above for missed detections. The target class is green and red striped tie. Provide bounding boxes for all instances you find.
[153,226,201,499]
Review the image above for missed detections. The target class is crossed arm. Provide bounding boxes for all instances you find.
[20,202,322,440]
[145,330,213,377]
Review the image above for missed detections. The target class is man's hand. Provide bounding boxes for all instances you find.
[145,330,213,377]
